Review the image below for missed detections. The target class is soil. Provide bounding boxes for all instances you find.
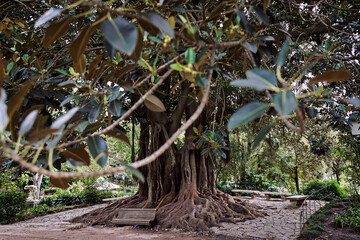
[313,201,360,240]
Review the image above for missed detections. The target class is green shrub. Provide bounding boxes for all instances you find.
[0,190,27,224]
[217,171,280,195]
[302,180,346,200]
[39,189,119,207]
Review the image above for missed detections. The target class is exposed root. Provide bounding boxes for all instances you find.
[71,191,263,231]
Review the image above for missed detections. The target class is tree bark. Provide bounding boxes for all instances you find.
[71,83,262,230]
[33,173,43,200]
[294,166,299,193]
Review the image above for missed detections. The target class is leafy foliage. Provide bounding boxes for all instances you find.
[0,189,27,224]
[302,180,347,200]
[217,171,280,195]
[334,203,360,232]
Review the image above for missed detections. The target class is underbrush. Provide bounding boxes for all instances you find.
[299,201,338,240]
[300,200,360,239]
[302,180,347,200]
[0,190,27,224]
[217,171,280,196]
[40,189,122,207]
[334,202,360,232]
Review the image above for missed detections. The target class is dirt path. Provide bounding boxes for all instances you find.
[0,198,325,240]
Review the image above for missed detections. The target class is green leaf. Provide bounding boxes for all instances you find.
[88,104,102,124]
[18,110,38,136]
[185,47,196,64]
[306,107,318,118]
[0,102,8,131]
[101,17,138,55]
[252,125,271,150]
[6,62,14,73]
[235,9,255,34]
[75,121,89,132]
[149,36,162,44]
[250,6,270,25]
[119,160,144,182]
[35,8,62,28]
[87,136,108,168]
[143,13,174,37]
[247,69,277,86]
[195,75,207,88]
[243,42,257,53]
[104,39,116,59]
[272,90,298,115]
[276,38,290,67]
[55,68,69,76]
[109,100,122,117]
[231,68,277,91]
[51,107,79,129]
[60,96,75,107]
[228,102,268,130]
[170,63,184,71]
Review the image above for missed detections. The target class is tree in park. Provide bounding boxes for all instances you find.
[0,0,359,230]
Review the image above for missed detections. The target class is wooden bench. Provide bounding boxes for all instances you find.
[262,192,292,201]
[286,195,309,207]
[232,189,260,199]
[102,196,128,203]
[110,208,156,226]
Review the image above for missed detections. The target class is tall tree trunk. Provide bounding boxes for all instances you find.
[33,173,43,200]
[71,83,262,230]
[333,167,341,184]
[294,166,300,193]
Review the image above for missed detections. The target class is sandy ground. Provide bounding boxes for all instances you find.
[0,198,325,240]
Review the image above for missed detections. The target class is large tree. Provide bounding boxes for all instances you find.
[1,0,359,230]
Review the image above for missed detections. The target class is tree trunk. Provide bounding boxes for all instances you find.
[33,173,43,200]
[294,166,300,193]
[71,83,262,230]
[333,167,341,184]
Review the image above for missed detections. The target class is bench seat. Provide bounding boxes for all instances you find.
[232,190,260,199]
[110,208,156,226]
[286,195,308,207]
[262,192,292,201]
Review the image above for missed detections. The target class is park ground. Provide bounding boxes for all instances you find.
[3,197,358,240]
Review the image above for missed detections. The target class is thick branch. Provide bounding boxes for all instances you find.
[169,81,190,136]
